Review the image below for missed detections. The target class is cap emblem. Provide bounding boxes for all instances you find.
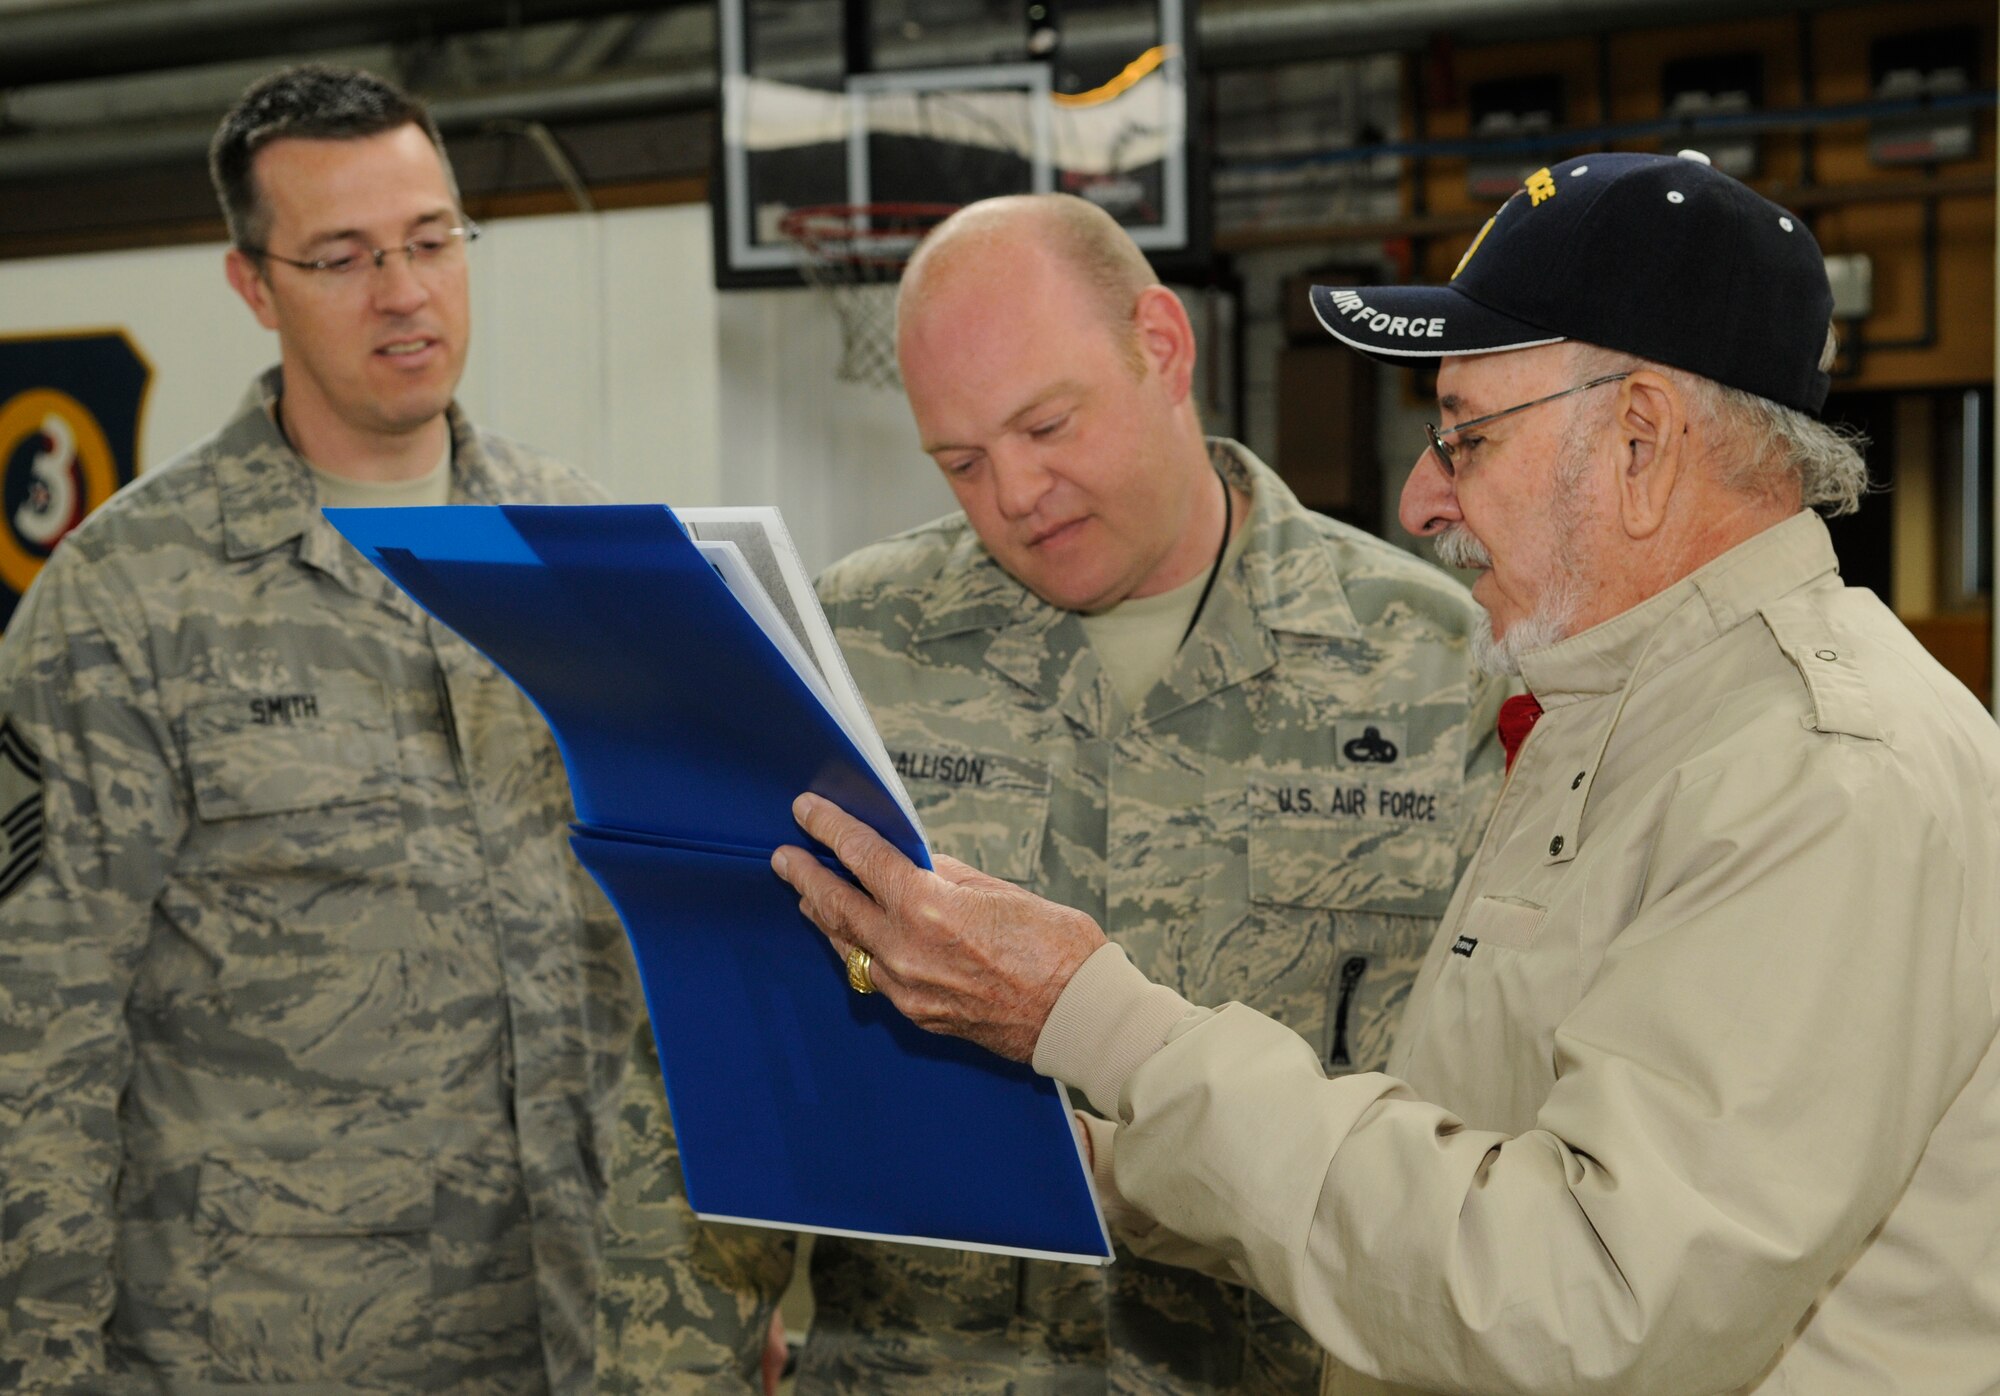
[1452,213,1497,280]
[1526,167,1557,206]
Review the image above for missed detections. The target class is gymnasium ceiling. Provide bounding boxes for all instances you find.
[0,0,1910,254]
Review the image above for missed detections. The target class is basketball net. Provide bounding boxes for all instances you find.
[778,203,959,390]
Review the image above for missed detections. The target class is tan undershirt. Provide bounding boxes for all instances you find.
[1080,497,1251,716]
[308,446,453,510]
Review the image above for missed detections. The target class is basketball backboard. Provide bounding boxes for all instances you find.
[716,0,1199,287]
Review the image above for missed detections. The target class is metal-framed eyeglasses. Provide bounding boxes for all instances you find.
[243,223,481,280]
[1425,371,1631,477]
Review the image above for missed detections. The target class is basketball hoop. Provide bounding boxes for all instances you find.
[779,203,959,390]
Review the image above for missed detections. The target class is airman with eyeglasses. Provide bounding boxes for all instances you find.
[0,64,628,1396]
[221,116,479,478]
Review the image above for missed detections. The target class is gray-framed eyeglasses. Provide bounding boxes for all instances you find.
[244,223,481,279]
[1425,371,1631,477]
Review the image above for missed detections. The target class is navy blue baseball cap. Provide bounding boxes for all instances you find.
[1311,151,1835,416]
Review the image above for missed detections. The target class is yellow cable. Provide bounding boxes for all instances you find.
[1049,44,1173,109]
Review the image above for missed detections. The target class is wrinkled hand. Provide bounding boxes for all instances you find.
[771,793,1108,1062]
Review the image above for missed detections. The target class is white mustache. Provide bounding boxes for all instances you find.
[1432,526,1492,570]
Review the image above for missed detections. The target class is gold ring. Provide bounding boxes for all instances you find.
[845,945,876,995]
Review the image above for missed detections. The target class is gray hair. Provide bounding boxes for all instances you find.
[1569,335,1870,516]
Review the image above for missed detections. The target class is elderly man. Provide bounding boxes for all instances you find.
[770,153,2000,1394]
[598,194,1507,1395]
[0,66,632,1392]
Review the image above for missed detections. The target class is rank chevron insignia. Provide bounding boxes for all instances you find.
[0,715,44,902]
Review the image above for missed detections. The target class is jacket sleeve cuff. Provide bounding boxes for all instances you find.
[1076,1112,1125,1211]
[1074,1110,1163,1243]
[1032,943,1202,1117]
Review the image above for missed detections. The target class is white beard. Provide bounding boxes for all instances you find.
[1440,484,1592,680]
[1471,574,1583,676]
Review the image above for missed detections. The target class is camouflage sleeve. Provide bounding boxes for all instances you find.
[596,1025,796,1394]
[0,545,188,1386]
[580,880,643,1200]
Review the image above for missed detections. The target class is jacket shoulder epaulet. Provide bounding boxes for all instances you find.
[1758,592,1883,742]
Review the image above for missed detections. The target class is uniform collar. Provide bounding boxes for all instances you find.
[909,525,1035,644]
[913,439,1361,730]
[1129,440,1358,729]
[912,440,1361,642]
[1517,509,1841,708]
[1219,438,1362,643]
[216,366,497,564]
[215,367,497,613]
[1514,511,1840,873]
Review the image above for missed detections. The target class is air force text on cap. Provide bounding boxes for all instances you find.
[1320,290,1448,341]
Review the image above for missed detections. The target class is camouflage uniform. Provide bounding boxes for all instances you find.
[598,441,1508,1396]
[0,370,636,1395]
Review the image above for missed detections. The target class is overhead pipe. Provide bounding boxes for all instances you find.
[1214,169,1995,253]
[481,118,596,212]
[1198,0,1882,67]
[0,67,717,181]
[1219,88,1999,175]
[0,0,701,87]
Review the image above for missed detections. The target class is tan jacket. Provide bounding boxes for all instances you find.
[1036,512,2000,1395]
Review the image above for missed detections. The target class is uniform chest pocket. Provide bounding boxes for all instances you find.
[177,677,407,874]
[1245,775,1461,919]
[895,749,1050,885]
[1455,895,1547,951]
[1238,778,1464,1077]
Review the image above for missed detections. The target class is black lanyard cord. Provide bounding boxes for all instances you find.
[1180,466,1233,649]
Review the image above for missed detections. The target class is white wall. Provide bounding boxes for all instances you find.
[0,239,275,471]
[459,205,722,507]
[0,202,950,574]
[715,287,953,573]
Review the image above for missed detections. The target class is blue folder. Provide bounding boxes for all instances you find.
[326,504,1111,1262]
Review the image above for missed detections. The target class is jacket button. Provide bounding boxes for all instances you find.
[1548,835,1565,856]
[1815,648,1838,661]
[1571,771,1586,790]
